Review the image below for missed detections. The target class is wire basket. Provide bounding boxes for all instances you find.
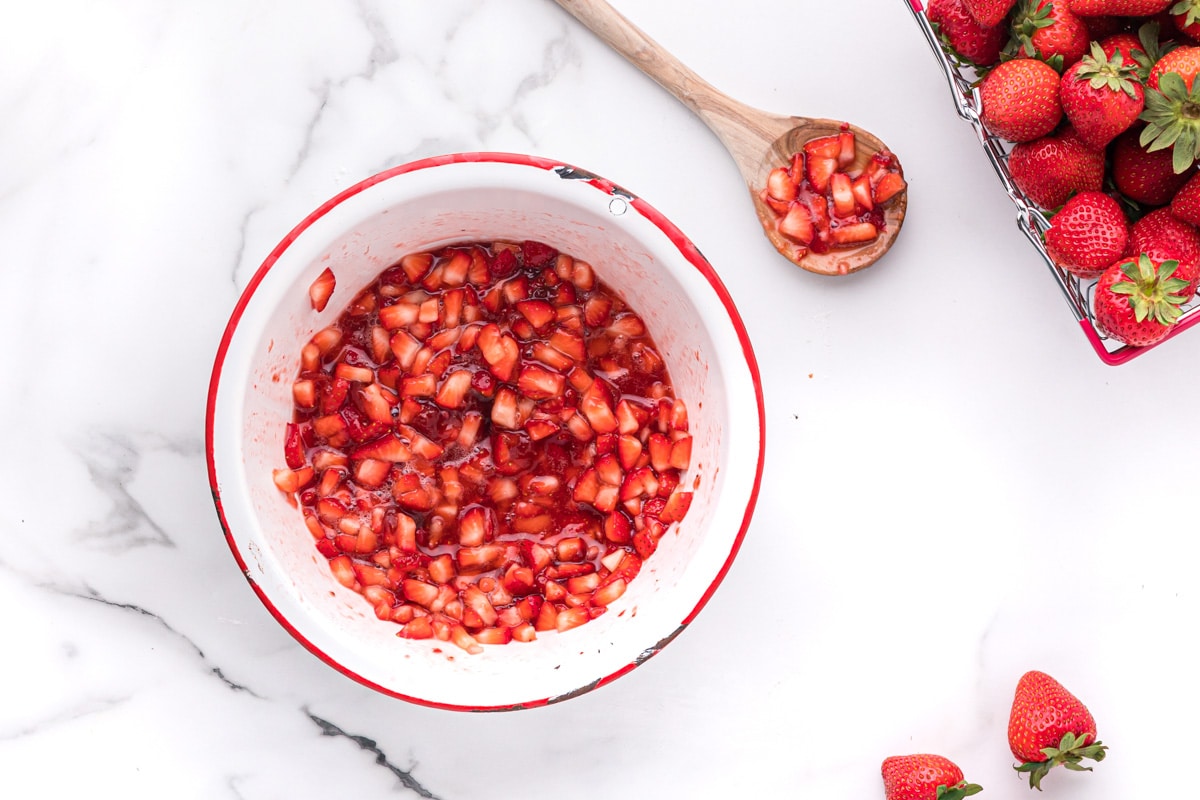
[906,0,1200,364]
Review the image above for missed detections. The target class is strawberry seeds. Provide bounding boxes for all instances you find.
[273,241,694,654]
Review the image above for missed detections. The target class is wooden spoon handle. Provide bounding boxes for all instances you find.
[553,0,781,166]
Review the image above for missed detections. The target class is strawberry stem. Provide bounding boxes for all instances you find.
[935,781,984,800]
[1013,731,1108,790]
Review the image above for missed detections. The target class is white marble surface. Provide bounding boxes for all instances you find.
[4,1,1198,797]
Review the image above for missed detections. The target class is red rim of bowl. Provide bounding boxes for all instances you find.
[204,152,766,711]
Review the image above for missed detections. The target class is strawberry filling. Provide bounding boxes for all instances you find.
[760,127,905,260]
[277,241,694,653]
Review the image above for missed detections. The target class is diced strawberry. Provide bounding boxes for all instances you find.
[463,585,498,627]
[549,329,586,361]
[831,221,878,245]
[633,529,657,559]
[399,616,434,640]
[520,540,553,574]
[502,563,536,596]
[352,458,390,489]
[457,544,507,574]
[401,579,439,608]
[580,381,619,434]
[615,399,648,435]
[449,624,483,655]
[807,156,837,194]
[435,370,472,409]
[284,423,306,469]
[478,324,519,382]
[556,536,586,562]
[830,173,856,217]
[427,553,455,584]
[328,555,357,588]
[378,302,420,330]
[556,607,588,632]
[489,247,519,279]
[567,573,600,594]
[517,364,565,400]
[491,386,519,430]
[457,506,493,547]
[591,577,626,607]
[389,330,421,369]
[524,418,559,441]
[669,398,688,431]
[766,166,799,204]
[400,252,432,282]
[778,203,814,246]
[661,490,693,523]
[441,251,470,286]
[467,250,490,284]
[516,300,556,331]
[572,259,595,291]
[593,484,619,513]
[401,373,436,398]
[272,466,313,493]
[350,433,411,463]
[804,135,841,159]
[621,467,660,502]
[511,622,536,642]
[572,467,600,504]
[473,626,512,645]
[312,326,343,356]
[320,377,350,414]
[595,453,624,487]
[609,314,646,337]
[520,240,556,267]
[617,434,643,471]
[292,379,317,410]
[647,433,673,473]
[604,511,632,544]
[837,130,856,168]
[873,172,906,204]
[309,268,336,312]
[359,383,395,425]
[535,600,559,631]
[670,435,692,470]
[352,562,389,587]
[851,175,874,211]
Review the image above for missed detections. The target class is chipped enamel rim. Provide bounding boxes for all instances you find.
[205,153,765,710]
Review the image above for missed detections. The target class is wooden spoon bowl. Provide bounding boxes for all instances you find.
[554,0,907,276]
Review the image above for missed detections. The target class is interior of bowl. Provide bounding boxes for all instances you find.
[207,155,763,710]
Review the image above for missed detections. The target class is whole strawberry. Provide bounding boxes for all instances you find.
[979,58,1063,142]
[1069,0,1172,13]
[964,0,1018,26]
[1142,45,1200,172]
[1111,126,1192,204]
[1128,206,1200,299]
[1171,167,1200,226]
[1010,0,1090,68]
[1093,253,1189,345]
[929,0,1009,66]
[1060,43,1145,148]
[881,754,982,800]
[1009,128,1105,207]
[1171,0,1200,39]
[1044,191,1129,277]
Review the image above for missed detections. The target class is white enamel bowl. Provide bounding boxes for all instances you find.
[206,153,764,710]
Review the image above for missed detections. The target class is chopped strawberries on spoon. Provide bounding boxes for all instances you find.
[278,242,695,653]
[760,127,906,263]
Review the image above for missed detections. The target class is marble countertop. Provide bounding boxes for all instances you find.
[5,1,1197,797]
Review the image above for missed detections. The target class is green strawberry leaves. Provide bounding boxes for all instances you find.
[1110,254,1189,325]
[1139,70,1200,173]
[1172,0,1200,29]
[1076,43,1140,98]
[1013,731,1109,791]
[934,781,984,800]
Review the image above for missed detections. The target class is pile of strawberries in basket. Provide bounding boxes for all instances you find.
[928,0,1200,346]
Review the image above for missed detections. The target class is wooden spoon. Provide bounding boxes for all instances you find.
[554,0,907,276]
